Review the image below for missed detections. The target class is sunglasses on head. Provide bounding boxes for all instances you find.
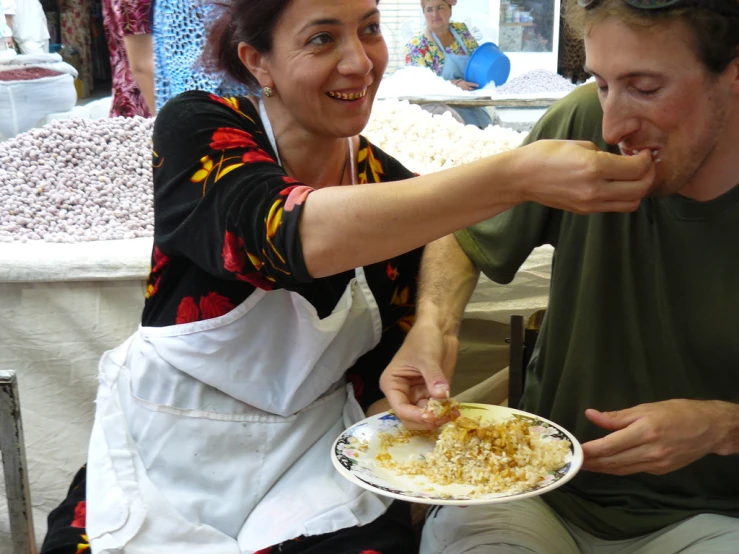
[578,0,738,11]
[578,0,679,7]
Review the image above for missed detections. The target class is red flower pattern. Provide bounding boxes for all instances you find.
[236,271,276,291]
[242,150,275,165]
[152,247,170,274]
[348,373,365,402]
[223,231,247,274]
[71,500,86,528]
[176,297,200,324]
[199,292,235,320]
[281,176,300,186]
[210,128,259,151]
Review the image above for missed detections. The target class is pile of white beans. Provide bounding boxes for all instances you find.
[377,66,468,98]
[0,117,154,243]
[0,101,526,243]
[364,99,526,175]
[496,69,576,96]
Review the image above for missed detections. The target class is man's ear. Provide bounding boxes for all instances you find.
[238,42,273,88]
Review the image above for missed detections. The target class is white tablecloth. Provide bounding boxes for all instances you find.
[0,238,553,548]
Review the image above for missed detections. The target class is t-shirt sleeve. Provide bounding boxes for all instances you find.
[455,83,607,284]
[152,91,314,291]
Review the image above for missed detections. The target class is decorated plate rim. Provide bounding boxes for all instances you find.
[331,403,584,506]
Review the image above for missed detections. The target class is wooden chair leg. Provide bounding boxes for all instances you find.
[508,315,525,410]
[0,370,37,554]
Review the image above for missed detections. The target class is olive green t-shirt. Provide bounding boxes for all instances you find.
[456,83,739,540]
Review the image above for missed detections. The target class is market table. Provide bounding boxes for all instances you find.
[398,95,562,109]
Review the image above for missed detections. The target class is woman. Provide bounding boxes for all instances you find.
[404,0,492,128]
[40,1,655,553]
[153,0,248,111]
[1,0,15,53]
[102,0,155,116]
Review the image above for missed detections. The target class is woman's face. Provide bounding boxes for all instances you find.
[246,0,387,139]
[424,0,452,34]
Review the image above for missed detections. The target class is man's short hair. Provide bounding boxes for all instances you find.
[565,0,739,75]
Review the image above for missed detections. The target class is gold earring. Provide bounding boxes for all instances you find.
[262,86,274,98]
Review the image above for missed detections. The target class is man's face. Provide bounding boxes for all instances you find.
[584,17,733,197]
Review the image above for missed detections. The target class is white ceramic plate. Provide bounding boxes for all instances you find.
[331,403,583,506]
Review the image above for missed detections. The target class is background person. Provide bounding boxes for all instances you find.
[404,0,493,128]
[1,0,15,52]
[39,0,656,553]
[4,0,49,55]
[102,0,155,116]
[382,0,739,552]
[152,0,248,112]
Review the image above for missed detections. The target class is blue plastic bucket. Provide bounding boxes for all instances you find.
[464,42,511,87]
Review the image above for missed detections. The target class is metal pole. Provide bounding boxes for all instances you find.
[0,370,37,554]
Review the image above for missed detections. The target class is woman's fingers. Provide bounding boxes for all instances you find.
[595,149,654,181]
[519,140,657,214]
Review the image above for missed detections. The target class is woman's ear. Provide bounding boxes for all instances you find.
[723,51,739,96]
[238,42,273,88]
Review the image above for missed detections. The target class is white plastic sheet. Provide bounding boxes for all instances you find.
[0,72,76,139]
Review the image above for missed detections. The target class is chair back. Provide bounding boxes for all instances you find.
[0,370,37,554]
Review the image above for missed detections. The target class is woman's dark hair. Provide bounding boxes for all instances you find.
[204,0,293,91]
[204,0,382,91]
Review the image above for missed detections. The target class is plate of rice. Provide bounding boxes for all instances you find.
[331,400,583,505]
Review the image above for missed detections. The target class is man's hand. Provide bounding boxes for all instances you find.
[581,399,738,475]
[379,318,459,430]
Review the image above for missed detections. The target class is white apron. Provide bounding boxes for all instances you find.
[86,106,392,553]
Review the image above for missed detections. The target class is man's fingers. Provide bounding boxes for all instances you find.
[383,388,425,422]
[582,448,652,475]
[585,408,639,430]
[581,424,645,459]
[418,365,450,399]
[582,443,678,476]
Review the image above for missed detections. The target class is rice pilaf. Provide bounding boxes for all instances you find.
[375,402,571,495]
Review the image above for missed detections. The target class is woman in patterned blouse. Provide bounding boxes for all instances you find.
[39,1,658,553]
[404,0,493,128]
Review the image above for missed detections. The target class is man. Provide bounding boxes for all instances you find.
[381,0,739,552]
[1,0,15,52]
[1,0,50,56]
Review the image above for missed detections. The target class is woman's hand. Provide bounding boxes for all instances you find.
[453,79,479,91]
[515,140,656,214]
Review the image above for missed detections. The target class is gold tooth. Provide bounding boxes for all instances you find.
[328,90,366,100]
